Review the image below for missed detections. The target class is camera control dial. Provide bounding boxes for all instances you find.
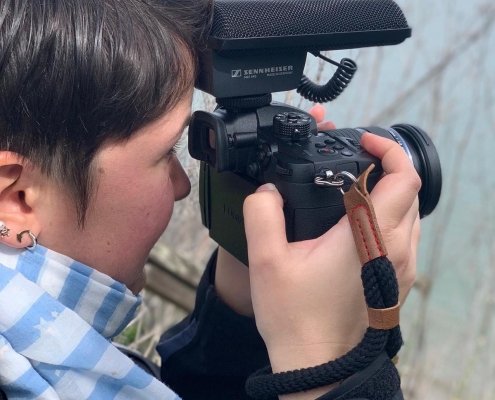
[273,112,311,141]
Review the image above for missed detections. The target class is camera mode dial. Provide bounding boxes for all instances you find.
[273,112,311,141]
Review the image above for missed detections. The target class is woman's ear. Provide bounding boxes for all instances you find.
[0,152,42,249]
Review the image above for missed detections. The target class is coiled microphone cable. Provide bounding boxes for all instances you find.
[297,53,357,103]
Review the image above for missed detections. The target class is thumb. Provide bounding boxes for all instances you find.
[243,184,288,264]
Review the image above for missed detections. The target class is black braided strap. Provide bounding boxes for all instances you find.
[245,256,402,399]
[362,256,403,358]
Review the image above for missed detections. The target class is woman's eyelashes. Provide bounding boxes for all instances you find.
[168,135,187,156]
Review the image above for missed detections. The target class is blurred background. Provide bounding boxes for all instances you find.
[114,0,495,398]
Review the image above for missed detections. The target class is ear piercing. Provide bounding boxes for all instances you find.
[16,230,37,251]
[0,222,37,250]
[0,221,10,238]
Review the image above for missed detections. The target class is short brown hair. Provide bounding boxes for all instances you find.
[0,0,210,224]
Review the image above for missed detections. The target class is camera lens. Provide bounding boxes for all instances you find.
[356,125,442,218]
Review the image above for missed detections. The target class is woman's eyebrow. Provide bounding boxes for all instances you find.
[169,115,192,144]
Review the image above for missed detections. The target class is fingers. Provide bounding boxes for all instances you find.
[361,133,421,186]
[307,104,326,123]
[308,104,336,130]
[398,248,417,305]
[388,205,419,271]
[243,184,288,264]
[404,196,420,229]
[317,121,336,130]
[398,196,419,236]
[361,133,419,182]
[411,213,421,249]
[361,133,422,224]
[402,215,419,300]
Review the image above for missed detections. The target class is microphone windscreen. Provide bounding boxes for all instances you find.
[209,0,410,53]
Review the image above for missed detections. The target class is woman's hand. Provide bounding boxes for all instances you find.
[243,133,420,380]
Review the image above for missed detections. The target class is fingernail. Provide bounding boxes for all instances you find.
[256,183,277,192]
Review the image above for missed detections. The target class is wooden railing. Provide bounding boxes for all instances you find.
[144,243,202,313]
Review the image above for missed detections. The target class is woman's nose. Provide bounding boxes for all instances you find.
[170,156,191,201]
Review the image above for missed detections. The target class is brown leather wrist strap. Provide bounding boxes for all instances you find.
[343,165,399,330]
[343,164,387,265]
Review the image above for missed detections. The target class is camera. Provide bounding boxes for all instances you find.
[188,0,442,265]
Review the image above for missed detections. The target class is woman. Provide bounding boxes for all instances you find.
[0,0,420,399]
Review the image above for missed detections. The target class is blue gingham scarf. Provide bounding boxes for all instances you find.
[0,244,180,399]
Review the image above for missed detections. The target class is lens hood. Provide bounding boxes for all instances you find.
[391,124,442,217]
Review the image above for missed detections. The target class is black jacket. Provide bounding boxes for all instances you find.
[158,252,403,400]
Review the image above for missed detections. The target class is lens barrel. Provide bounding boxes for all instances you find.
[357,125,442,218]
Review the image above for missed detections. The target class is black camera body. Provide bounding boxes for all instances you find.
[189,0,442,265]
[191,102,382,264]
[190,101,440,265]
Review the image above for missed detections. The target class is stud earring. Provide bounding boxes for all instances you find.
[0,221,10,238]
[16,230,37,251]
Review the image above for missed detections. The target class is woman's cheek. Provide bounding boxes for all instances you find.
[130,167,177,257]
[145,176,176,237]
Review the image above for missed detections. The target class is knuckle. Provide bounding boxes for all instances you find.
[249,252,270,268]
[399,259,417,290]
[383,232,412,267]
[249,249,281,271]
[379,211,402,234]
[244,192,266,214]
[243,193,256,210]
[381,227,397,244]
[409,172,422,194]
[393,250,410,271]
[412,218,421,240]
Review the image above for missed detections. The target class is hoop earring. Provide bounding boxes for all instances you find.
[16,230,37,251]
